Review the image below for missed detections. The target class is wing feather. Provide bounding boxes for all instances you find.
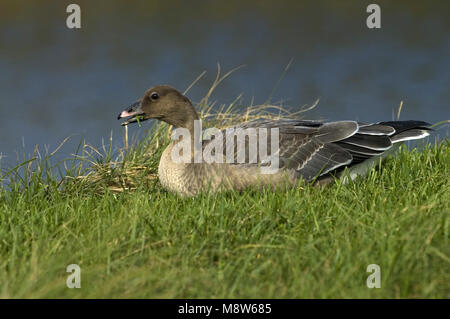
[201,119,431,183]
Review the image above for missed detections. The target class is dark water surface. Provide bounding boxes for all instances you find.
[0,1,449,168]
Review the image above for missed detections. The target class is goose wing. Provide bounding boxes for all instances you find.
[203,119,431,181]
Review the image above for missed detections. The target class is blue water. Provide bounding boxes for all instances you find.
[0,1,449,169]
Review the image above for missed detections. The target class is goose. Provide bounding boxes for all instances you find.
[117,85,431,196]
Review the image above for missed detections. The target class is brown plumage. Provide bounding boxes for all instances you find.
[118,85,431,196]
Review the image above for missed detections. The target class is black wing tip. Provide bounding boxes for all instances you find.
[378,120,433,132]
[379,120,431,126]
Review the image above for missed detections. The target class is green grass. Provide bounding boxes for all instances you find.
[0,131,448,298]
[0,72,449,298]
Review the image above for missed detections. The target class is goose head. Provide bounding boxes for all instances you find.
[118,85,199,129]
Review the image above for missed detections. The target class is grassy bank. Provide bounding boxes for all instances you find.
[0,135,448,298]
[0,83,448,298]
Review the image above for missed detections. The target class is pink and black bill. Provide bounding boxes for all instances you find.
[117,100,147,125]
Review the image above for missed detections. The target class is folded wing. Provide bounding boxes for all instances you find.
[203,119,431,181]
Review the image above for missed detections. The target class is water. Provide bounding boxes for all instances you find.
[0,1,449,168]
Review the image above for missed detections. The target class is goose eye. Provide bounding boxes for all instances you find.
[150,92,159,100]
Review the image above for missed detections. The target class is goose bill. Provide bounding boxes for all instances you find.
[117,101,148,126]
